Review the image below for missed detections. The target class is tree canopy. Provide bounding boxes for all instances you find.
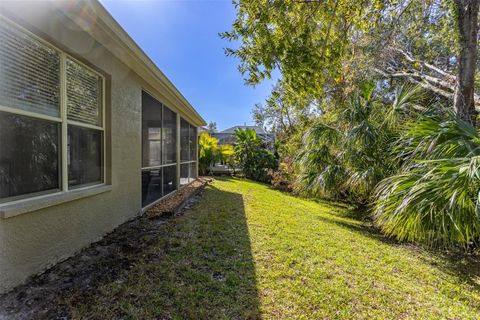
[222,0,479,123]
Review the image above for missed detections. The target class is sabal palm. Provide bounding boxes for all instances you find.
[374,113,480,247]
[297,85,399,202]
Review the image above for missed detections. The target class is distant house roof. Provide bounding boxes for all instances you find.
[220,125,267,135]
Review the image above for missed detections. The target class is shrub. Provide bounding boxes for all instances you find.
[268,160,295,192]
[199,132,219,175]
[234,128,278,182]
[297,85,402,203]
[373,113,480,248]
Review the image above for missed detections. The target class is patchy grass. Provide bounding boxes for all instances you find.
[64,177,480,319]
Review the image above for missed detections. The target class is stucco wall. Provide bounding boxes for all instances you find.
[0,2,172,293]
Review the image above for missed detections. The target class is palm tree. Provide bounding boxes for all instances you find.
[297,84,400,202]
[198,132,219,175]
[374,113,480,248]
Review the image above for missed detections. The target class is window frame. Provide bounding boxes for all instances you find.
[0,15,106,204]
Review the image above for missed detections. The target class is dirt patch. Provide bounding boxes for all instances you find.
[0,178,211,320]
[145,177,212,218]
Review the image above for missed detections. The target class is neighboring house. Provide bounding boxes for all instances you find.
[212,125,275,149]
[0,0,205,293]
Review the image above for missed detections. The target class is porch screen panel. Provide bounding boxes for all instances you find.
[189,162,197,182]
[180,118,189,161]
[141,91,178,206]
[142,92,162,168]
[0,17,60,117]
[162,106,176,164]
[180,163,189,186]
[142,168,162,207]
[163,165,176,195]
[189,125,197,162]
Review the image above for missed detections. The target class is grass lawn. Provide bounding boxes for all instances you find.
[64,177,480,319]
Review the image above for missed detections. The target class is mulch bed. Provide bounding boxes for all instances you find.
[145,176,212,218]
[0,177,212,320]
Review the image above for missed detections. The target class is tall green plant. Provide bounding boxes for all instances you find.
[297,84,403,203]
[198,132,219,175]
[234,128,278,182]
[374,113,480,248]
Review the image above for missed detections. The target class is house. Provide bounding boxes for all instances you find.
[0,0,205,293]
[212,125,275,149]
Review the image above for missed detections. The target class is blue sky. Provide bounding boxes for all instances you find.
[100,0,277,131]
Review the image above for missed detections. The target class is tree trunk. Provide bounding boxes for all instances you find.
[453,0,479,125]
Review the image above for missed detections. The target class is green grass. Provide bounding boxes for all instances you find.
[66,177,480,319]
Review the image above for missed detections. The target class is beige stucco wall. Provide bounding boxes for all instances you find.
[0,1,194,293]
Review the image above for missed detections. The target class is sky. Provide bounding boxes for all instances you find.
[100,0,278,131]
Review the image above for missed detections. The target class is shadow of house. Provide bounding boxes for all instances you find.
[0,185,260,319]
[132,186,260,319]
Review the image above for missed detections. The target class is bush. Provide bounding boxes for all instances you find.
[198,132,234,176]
[373,113,480,248]
[198,132,219,175]
[296,86,401,203]
[234,128,278,182]
[268,159,295,192]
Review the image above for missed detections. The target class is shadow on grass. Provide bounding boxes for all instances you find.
[0,185,260,320]
[62,185,260,319]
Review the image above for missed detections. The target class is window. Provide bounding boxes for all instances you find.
[141,91,178,207]
[0,16,105,203]
[66,57,104,188]
[180,118,197,186]
[0,17,60,117]
[0,112,60,199]
[68,125,103,187]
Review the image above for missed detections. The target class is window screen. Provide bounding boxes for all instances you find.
[66,57,102,126]
[189,125,197,161]
[0,15,105,202]
[68,125,103,187]
[0,112,60,199]
[180,163,189,186]
[162,106,177,164]
[142,92,162,167]
[0,17,60,117]
[180,118,190,161]
[142,169,162,207]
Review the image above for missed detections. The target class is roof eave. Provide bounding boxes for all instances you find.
[52,0,206,127]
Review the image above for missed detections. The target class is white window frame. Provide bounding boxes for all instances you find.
[0,15,106,204]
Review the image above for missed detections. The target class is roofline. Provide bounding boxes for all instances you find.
[52,0,206,126]
[221,125,267,134]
